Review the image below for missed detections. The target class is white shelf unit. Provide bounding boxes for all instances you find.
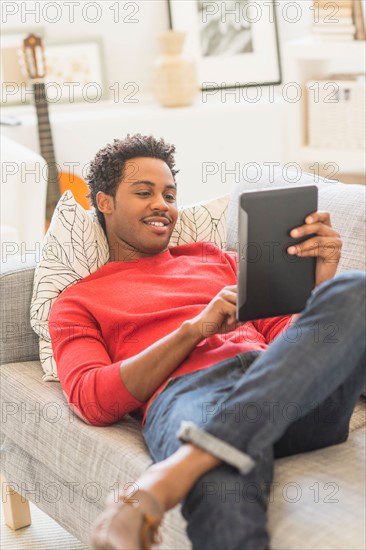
[283,38,366,181]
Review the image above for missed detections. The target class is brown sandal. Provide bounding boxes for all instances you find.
[90,490,163,550]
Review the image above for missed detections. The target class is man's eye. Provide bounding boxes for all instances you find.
[136,192,150,196]
[165,195,176,201]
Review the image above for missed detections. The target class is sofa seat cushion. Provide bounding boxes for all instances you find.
[1,360,190,548]
[2,362,364,481]
[269,426,366,550]
[1,362,152,486]
[0,437,189,549]
[1,361,365,549]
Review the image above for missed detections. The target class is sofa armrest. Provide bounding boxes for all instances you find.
[0,257,39,365]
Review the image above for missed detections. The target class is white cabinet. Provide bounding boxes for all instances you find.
[283,38,365,183]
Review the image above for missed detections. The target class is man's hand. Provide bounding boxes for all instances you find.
[287,211,342,287]
[121,285,242,401]
[188,285,239,341]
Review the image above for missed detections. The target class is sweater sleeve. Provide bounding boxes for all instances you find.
[49,294,144,427]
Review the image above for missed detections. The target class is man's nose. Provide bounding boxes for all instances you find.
[150,195,169,210]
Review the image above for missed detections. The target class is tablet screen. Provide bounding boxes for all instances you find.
[237,185,318,322]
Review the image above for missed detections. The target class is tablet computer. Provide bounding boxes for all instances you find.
[237,185,318,322]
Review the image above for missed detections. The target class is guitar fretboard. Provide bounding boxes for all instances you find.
[33,82,60,222]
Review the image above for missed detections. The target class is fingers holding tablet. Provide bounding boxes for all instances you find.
[288,210,342,286]
[290,211,334,237]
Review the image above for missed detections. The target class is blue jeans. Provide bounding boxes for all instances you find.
[143,272,366,550]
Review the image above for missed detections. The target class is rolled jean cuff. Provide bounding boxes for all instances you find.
[176,420,256,475]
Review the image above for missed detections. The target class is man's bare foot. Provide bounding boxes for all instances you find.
[137,443,220,510]
[90,489,163,550]
[90,444,220,549]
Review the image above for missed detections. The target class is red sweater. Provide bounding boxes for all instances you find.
[49,242,292,426]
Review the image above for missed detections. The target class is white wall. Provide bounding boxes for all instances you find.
[1,1,313,205]
[2,1,312,92]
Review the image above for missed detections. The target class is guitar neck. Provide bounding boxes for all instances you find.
[33,82,60,221]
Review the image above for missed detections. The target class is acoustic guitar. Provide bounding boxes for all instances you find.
[23,34,90,229]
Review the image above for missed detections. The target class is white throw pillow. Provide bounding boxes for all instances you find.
[30,190,228,381]
[170,194,228,248]
[30,191,109,380]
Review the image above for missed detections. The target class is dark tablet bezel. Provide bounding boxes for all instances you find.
[237,186,318,322]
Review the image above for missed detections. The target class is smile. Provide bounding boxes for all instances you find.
[142,221,169,234]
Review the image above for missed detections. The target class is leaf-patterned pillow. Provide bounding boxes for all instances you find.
[30,191,229,381]
[170,194,228,248]
[30,191,110,381]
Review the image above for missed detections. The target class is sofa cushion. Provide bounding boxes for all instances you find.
[226,167,366,274]
[269,426,366,550]
[1,360,364,549]
[0,360,189,549]
[29,191,228,381]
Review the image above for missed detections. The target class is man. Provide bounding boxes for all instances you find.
[49,134,366,550]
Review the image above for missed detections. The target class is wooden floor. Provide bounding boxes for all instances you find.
[0,499,87,550]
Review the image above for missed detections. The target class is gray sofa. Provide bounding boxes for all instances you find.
[1,173,365,549]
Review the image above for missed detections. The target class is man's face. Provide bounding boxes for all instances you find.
[97,157,178,261]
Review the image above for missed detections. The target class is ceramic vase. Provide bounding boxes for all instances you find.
[153,30,198,108]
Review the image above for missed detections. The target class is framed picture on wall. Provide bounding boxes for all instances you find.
[168,0,281,90]
[1,33,107,105]
[44,38,107,103]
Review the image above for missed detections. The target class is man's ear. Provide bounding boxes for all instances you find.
[96,191,114,214]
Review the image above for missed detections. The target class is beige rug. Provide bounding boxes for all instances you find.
[0,500,87,550]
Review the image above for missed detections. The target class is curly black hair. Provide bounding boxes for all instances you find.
[86,133,179,231]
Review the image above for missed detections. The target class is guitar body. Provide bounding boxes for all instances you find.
[58,172,90,210]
